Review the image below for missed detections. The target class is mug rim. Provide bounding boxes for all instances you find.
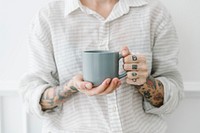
[83,50,118,54]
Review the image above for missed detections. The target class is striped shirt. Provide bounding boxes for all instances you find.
[18,0,184,132]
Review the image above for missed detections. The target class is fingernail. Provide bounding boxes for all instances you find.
[106,79,111,85]
[117,82,121,86]
[85,83,91,89]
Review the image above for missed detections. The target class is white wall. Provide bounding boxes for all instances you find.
[0,0,49,81]
[0,0,200,83]
[160,0,200,82]
[0,0,200,133]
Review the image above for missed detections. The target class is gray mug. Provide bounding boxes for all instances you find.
[82,50,127,87]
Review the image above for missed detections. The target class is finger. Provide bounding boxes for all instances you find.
[127,71,139,79]
[99,78,120,95]
[120,46,131,57]
[127,71,148,80]
[86,78,111,96]
[123,63,147,71]
[126,77,146,85]
[124,54,146,63]
[73,74,93,90]
[109,80,122,94]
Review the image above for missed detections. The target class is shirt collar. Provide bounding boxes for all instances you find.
[123,0,149,7]
[64,0,80,17]
[64,0,149,17]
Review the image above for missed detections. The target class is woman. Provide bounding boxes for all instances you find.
[19,0,184,132]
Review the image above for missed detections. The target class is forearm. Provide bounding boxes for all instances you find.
[136,76,164,107]
[40,79,78,111]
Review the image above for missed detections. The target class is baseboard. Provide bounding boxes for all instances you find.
[184,82,200,98]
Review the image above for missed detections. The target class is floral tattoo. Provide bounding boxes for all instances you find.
[40,81,78,110]
[137,76,164,107]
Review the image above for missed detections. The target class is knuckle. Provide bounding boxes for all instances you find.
[127,72,131,78]
[140,65,146,70]
[126,78,130,84]
[144,72,148,78]
[80,83,86,89]
[128,55,132,61]
[127,74,131,79]
[123,64,129,70]
[123,57,128,63]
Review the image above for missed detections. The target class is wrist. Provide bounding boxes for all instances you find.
[63,80,79,93]
[136,76,164,107]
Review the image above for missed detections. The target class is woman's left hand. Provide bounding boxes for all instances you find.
[121,46,149,86]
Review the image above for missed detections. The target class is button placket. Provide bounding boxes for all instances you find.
[105,22,110,50]
[98,22,110,50]
[107,91,123,132]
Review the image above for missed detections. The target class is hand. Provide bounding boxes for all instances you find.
[71,74,121,96]
[120,46,148,85]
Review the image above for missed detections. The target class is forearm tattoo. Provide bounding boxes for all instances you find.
[136,76,164,107]
[40,80,78,111]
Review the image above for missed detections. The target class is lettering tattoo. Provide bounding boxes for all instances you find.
[136,76,164,107]
[40,81,78,111]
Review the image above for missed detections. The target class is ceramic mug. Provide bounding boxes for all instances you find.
[82,50,127,86]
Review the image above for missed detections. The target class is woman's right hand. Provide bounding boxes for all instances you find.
[71,74,121,96]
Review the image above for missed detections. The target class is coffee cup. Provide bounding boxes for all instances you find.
[82,50,127,86]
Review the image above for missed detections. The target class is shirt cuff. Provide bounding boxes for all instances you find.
[30,84,62,119]
[142,77,172,115]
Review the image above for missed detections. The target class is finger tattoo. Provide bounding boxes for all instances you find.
[132,65,138,70]
[132,55,137,61]
[132,72,137,76]
[132,79,137,82]
[70,86,78,91]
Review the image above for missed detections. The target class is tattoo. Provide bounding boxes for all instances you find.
[40,81,78,111]
[158,81,164,89]
[146,76,156,89]
[132,72,137,76]
[137,76,164,107]
[132,55,137,61]
[143,90,152,99]
[70,86,78,91]
[132,65,137,70]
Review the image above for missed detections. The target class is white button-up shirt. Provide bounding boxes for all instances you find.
[18,0,184,132]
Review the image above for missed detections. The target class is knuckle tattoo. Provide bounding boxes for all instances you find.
[132,55,137,61]
[132,64,137,70]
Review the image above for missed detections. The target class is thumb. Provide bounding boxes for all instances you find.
[73,74,93,90]
[121,46,131,57]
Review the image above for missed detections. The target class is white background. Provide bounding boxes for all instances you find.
[0,0,199,83]
[0,0,200,133]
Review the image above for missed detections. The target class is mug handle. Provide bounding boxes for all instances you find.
[118,53,127,79]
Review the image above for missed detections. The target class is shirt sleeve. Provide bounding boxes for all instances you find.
[142,5,184,115]
[18,8,63,119]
